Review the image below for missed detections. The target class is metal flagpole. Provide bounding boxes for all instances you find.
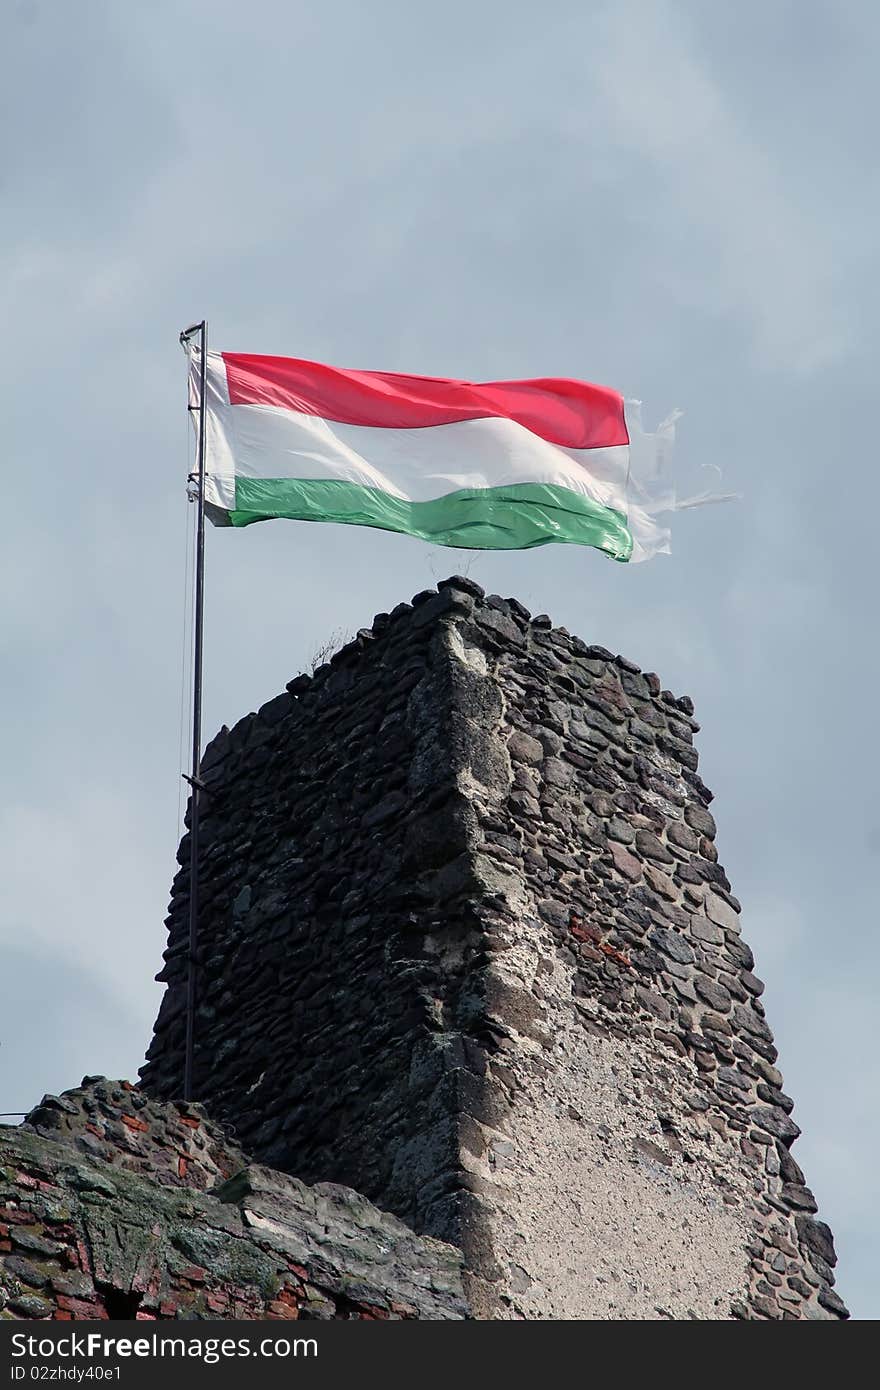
[179,319,208,1102]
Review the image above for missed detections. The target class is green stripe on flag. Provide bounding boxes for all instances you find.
[225,478,633,559]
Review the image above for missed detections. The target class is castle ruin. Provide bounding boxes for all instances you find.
[0,578,847,1320]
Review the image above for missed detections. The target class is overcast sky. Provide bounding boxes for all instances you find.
[2,0,877,1318]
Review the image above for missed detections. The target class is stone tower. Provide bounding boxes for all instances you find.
[140,578,846,1320]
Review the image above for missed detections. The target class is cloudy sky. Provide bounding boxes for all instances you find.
[3,0,877,1317]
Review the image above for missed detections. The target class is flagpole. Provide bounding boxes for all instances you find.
[179,319,208,1102]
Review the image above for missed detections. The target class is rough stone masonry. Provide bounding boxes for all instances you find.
[0,1080,463,1321]
[135,577,846,1320]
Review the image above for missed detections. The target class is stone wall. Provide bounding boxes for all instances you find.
[0,1081,464,1321]
[141,578,847,1320]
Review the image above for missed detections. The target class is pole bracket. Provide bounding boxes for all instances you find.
[179,321,205,346]
[182,773,207,792]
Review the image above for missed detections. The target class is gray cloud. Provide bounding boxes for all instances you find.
[2,0,876,1317]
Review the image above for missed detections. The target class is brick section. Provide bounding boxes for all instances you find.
[22,1079,246,1191]
[0,1094,464,1322]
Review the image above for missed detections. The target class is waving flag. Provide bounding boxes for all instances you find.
[188,351,676,561]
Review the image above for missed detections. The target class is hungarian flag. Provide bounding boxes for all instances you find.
[188,350,676,562]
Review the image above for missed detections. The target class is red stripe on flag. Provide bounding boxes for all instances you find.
[220,353,628,451]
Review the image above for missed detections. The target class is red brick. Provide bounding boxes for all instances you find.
[121,1114,149,1134]
[57,1296,107,1319]
[389,1301,417,1317]
[54,1312,73,1321]
[178,1156,188,1178]
[0,1207,34,1225]
[179,1265,205,1284]
[598,941,631,967]
[177,1116,200,1129]
[267,1301,300,1320]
